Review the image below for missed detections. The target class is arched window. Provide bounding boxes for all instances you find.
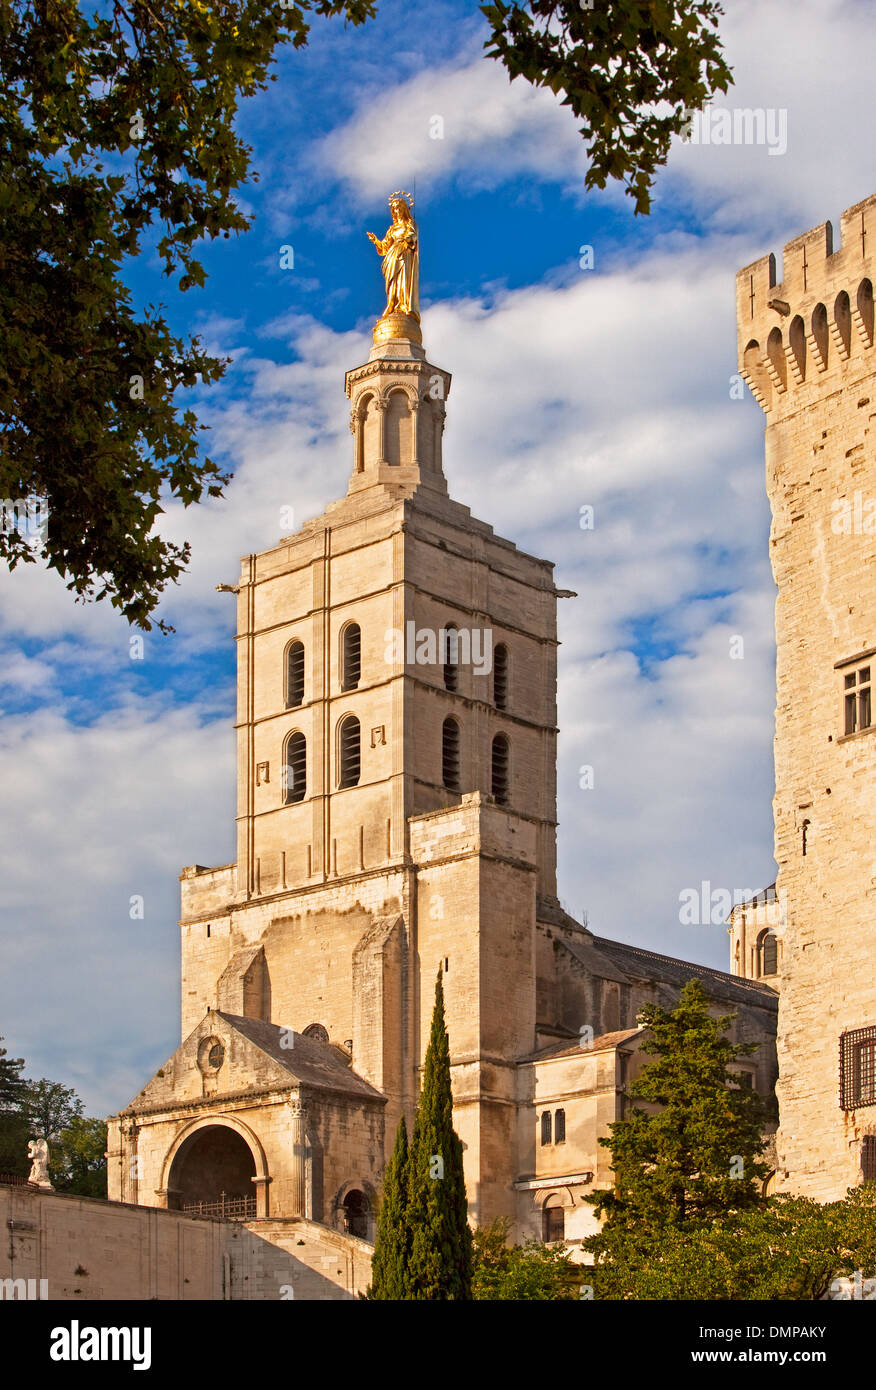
[338,714,361,788]
[494,642,509,710]
[341,622,361,691]
[302,1023,329,1043]
[767,326,787,390]
[286,640,305,708]
[835,290,852,357]
[384,389,413,467]
[442,717,460,792]
[284,731,307,804]
[443,624,459,692]
[492,733,510,806]
[540,1111,552,1146]
[858,278,874,347]
[554,1108,566,1143]
[542,1196,564,1243]
[759,930,778,977]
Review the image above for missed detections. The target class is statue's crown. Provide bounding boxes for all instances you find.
[388,189,414,211]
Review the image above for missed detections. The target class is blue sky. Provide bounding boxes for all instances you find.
[3,0,875,1115]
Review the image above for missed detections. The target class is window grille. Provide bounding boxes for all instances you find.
[840,1026,876,1109]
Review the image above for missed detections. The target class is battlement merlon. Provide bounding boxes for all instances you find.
[735,194,876,413]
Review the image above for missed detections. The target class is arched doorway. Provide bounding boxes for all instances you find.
[342,1188,370,1239]
[168,1124,257,1220]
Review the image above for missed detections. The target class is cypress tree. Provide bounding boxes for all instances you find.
[367,1115,409,1299]
[405,971,473,1299]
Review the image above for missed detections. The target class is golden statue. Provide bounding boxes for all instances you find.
[367,191,421,345]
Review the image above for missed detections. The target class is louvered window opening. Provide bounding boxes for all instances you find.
[287,641,305,708]
[494,643,508,710]
[339,716,361,788]
[285,733,307,804]
[343,625,361,691]
[492,734,509,805]
[442,719,460,791]
[443,626,459,692]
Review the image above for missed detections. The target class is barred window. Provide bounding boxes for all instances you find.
[554,1108,566,1143]
[844,664,872,736]
[540,1111,552,1146]
[862,1135,876,1182]
[840,1026,876,1109]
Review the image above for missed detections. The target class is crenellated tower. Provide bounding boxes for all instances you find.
[737,193,876,1199]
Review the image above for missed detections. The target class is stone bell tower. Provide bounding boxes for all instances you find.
[135,192,564,1231]
[737,194,876,1200]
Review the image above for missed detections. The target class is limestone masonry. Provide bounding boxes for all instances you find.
[737,194,876,1200]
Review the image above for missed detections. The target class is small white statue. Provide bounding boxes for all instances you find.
[27,1137,53,1189]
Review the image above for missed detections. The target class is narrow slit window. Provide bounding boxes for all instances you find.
[554,1108,566,1143]
[540,1111,552,1146]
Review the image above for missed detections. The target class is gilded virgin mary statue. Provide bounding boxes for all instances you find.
[367,191,421,345]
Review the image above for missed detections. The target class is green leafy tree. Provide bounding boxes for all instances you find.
[0,1036,27,1111]
[405,971,473,1300]
[589,1188,876,1301]
[481,0,732,213]
[586,979,770,1259]
[366,1115,410,1299]
[23,1077,84,1141]
[472,1218,581,1300]
[51,1116,108,1199]
[1,1,732,626]
[0,1036,30,1175]
[0,0,375,628]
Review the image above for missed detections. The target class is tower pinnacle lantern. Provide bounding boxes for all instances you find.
[345,192,449,497]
